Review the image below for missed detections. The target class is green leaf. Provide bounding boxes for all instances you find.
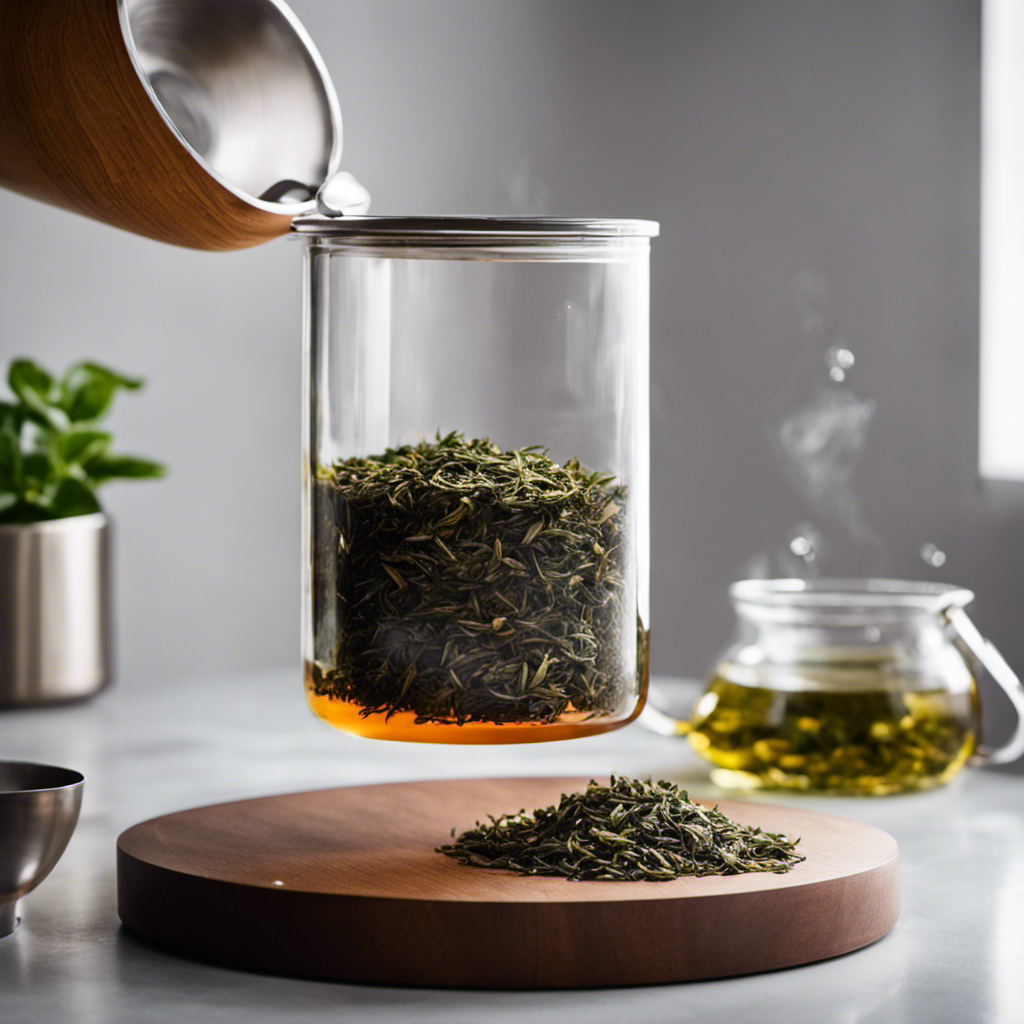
[57,429,111,465]
[0,424,24,495]
[49,478,102,518]
[0,400,50,432]
[0,401,18,428]
[78,362,145,390]
[3,357,165,504]
[84,454,167,482]
[8,359,55,424]
[59,362,145,422]
[8,358,53,400]
[21,452,54,488]
[65,376,117,422]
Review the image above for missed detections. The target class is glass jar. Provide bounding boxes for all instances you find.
[294,216,658,743]
[686,579,1024,794]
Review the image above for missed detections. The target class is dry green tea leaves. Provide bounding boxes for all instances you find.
[437,776,805,881]
[311,433,636,727]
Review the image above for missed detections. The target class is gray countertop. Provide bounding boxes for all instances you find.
[1,668,1022,1024]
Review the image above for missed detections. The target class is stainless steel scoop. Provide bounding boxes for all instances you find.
[121,0,342,211]
[0,0,368,249]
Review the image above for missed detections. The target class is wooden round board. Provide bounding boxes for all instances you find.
[117,776,900,988]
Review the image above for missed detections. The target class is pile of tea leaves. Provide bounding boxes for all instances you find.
[311,432,634,726]
[437,776,805,881]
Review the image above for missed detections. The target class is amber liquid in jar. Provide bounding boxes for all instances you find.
[305,633,648,745]
[688,655,978,794]
[304,662,643,744]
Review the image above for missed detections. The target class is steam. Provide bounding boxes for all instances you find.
[920,543,947,568]
[744,272,954,582]
[499,150,550,214]
[749,271,885,578]
[775,385,879,552]
[826,345,855,382]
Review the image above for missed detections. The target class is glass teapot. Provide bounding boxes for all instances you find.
[663,579,1024,795]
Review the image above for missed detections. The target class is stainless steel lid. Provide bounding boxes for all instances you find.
[290,215,661,245]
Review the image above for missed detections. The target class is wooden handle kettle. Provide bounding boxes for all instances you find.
[0,0,342,250]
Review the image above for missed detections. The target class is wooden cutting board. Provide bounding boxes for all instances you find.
[117,776,899,988]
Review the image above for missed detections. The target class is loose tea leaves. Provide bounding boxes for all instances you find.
[437,776,805,880]
[311,433,635,727]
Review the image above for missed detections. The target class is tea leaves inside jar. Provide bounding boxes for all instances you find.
[437,775,805,880]
[310,433,637,727]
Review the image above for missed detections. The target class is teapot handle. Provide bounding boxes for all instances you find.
[945,607,1024,765]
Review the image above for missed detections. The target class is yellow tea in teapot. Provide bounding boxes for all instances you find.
[688,654,978,795]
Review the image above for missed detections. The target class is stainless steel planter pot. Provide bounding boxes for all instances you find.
[0,514,111,706]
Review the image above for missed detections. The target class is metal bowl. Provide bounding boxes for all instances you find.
[0,761,85,938]
[0,0,342,249]
[119,0,342,211]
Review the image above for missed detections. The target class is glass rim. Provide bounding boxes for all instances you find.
[290,214,661,244]
[730,578,975,616]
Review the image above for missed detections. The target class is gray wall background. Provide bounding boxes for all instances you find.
[4,0,1021,737]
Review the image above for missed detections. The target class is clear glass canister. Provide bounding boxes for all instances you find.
[294,216,658,743]
[687,579,1024,794]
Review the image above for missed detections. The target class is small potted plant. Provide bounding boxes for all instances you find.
[0,358,165,706]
